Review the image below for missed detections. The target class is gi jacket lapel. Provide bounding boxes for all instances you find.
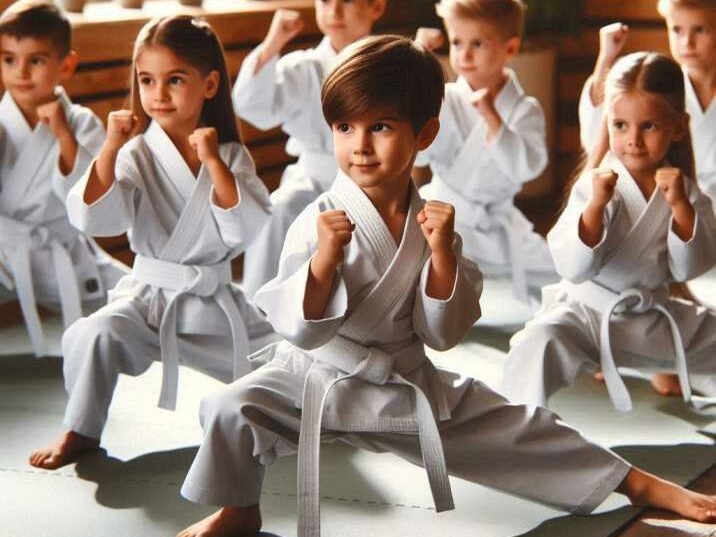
[143,122,212,262]
[0,91,56,214]
[601,154,671,271]
[684,74,716,158]
[330,172,429,341]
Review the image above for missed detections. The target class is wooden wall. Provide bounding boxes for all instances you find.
[554,0,669,194]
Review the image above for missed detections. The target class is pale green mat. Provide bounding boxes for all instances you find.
[1,320,714,537]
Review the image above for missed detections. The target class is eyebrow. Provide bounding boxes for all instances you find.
[0,50,51,56]
[137,69,191,76]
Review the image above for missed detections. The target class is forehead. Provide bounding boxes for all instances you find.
[608,91,672,118]
[135,44,200,74]
[443,13,505,40]
[315,0,374,10]
[0,35,55,55]
[664,5,716,24]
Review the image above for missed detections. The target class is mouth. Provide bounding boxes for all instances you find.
[12,83,34,91]
[152,108,176,114]
[351,162,380,170]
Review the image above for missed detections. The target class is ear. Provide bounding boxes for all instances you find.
[504,36,521,60]
[416,117,440,151]
[672,112,690,142]
[203,70,220,99]
[369,0,387,22]
[59,51,78,80]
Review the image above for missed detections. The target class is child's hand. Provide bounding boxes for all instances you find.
[415,27,444,51]
[315,210,354,269]
[263,9,304,57]
[417,201,455,258]
[105,110,138,150]
[471,88,502,138]
[598,22,629,65]
[189,127,221,165]
[590,168,618,209]
[37,99,71,140]
[656,167,690,208]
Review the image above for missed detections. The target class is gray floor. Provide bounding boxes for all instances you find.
[1,317,715,537]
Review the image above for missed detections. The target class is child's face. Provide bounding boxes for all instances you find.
[135,45,219,135]
[663,6,716,73]
[331,106,438,191]
[608,91,687,181]
[0,35,74,111]
[315,0,385,52]
[443,13,519,89]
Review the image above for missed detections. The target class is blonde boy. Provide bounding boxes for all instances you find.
[416,0,556,313]
[0,0,125,356]
[233,0,386,299]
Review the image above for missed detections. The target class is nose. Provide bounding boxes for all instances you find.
[682,31,695,49]
[18,59,30,79]
[353,129,373,155]
[330,0,344,19]
[627,128,643,148]
[155,81,169,101]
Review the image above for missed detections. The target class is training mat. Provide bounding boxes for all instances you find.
[1,324,714,537]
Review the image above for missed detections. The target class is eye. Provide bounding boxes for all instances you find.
[139,76,153,85]
[612,120,627,131]
[642,121,657,131]
[450,38,461,47]
[471,40,482,48]
[671,25,681,34]
[169,76,184,85]
[30,56,45,66]
[335,123,352,133]
[1,55,14,65]
[371,122,390,132]
[694,26,706,34]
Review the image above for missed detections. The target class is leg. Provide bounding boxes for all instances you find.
[179,361,304,536]
[29,300,158,469]
[242,184,322,299]
[500,304,599,406]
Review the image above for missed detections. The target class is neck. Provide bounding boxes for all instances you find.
[163,121,201,174]
[686,67,716,109]
[14,93,56,130]
[628,166,658,200]
[329,32,369,53]
[362,173,411,219]
[465,68,508,95]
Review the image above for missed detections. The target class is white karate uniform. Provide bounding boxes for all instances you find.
[0,88,127,356]
[417,72,557,305]
[579,72,716,199]
[234,37,338,298]
[501,153,716,410]
[62,121,273,439]
[181,172,631,537]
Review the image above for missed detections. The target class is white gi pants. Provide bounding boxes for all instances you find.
[180,353,630,514]
[501,298,716,408]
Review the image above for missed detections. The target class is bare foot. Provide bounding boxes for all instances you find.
[619,468,716,523]
[650,373,683,397]
[177,505,262,537]
[29,430,100,470]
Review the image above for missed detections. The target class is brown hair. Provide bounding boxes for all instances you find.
[657,0,716,16]
[322,35,445,133]
[567,52,695,204]
[127,15,239,143]
[435,0,526,39]
[0,0,71,58]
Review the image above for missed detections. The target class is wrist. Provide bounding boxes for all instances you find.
[431,246,456,268]
[311,252,339,279]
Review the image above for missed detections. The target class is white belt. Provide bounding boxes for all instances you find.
[296,150,338,192]
[298,337,453,537]
[0,221,82,357]
[564,280,691,412]
[131,255,251,410]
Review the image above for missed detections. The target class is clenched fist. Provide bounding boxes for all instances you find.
[37,99,71,140]
[417,201,455,257]
[590,167,619,209]
[598,22,629,65]
[105,110,138,150]
[315,210,355,269]
[189,127,220,165]
[415,27,444,52]
[655,167,689,207]
[263,9,304,58]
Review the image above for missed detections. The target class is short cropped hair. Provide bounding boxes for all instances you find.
[0,0,71,58]
[322,35,445,133]
[436,0,526,39]
[658,0,716,14]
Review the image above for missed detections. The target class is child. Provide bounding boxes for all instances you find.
[580,1,716,200]
[177,37,716,537]
[502,52,716,411]
[414,0,556,311]
[29,15,272,470]
[0,0,126,356]
[234,0,386,298]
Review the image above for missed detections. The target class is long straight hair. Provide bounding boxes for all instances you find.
[564,52,695,204]
[127,15,240,143]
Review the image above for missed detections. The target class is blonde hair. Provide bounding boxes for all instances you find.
[658,0,716,16]
[567,52,695,203]
[435,0,525,39]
